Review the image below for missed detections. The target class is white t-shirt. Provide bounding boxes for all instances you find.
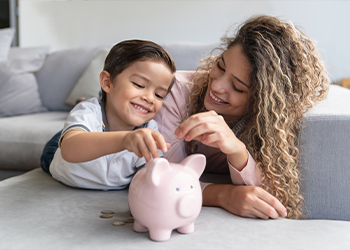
[50,97,161,190]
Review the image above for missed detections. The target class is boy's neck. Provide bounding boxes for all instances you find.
[103,100,136,132]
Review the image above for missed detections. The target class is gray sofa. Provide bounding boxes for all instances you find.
[0,44,350,249]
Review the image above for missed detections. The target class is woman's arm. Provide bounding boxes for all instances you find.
[202,184,287,219]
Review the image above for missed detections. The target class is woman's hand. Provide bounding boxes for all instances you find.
[123,128,170,162]
[174,111,248,170]
[175,111,240,154]
[203,184,287,219]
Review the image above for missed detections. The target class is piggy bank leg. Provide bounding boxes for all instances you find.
[133,220,148,233]
[177,223,194,234]
[149,228,172,241]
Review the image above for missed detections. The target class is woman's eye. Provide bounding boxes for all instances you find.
[217,61,225,72]
[132,82,143,88]
[232,82,244,93]
[155,93,165,100]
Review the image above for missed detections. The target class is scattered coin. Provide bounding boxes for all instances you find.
[101,210,114,214]
[112,220,126,226]
[123,218,134,223]
[100,214,113,219]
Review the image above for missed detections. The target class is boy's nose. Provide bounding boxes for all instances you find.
[141,91,154,103]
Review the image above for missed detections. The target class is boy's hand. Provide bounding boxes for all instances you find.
[122,129,171,162]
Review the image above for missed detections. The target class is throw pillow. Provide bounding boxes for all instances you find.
[65,49,109,106]
[0,47,49,117]
[0,27,15,61]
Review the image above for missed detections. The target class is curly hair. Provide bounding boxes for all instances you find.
[186,15,330,219]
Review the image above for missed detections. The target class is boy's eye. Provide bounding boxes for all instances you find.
[155,93,165,100]
[132,82,144,88]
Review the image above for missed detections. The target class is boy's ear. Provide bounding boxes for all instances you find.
[100,70,112,93]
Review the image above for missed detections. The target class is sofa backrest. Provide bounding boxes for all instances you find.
[35,46,106,111]
[35,43,219,111]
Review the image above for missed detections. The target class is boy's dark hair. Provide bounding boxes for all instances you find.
[101,40,176,102]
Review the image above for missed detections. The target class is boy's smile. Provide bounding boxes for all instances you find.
[101,60,173,131]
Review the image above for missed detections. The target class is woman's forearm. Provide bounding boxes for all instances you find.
[226,139,249,171]
[202,183,227,207]
[202,183,287,219]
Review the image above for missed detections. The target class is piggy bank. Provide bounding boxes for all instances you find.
[128,154,206,241]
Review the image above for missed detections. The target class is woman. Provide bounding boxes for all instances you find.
[155,15,329,219]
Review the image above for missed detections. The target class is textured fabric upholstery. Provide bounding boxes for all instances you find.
[35,47,106,111]
[0,169,349,249]
[0,112,68,171]
[299,85,350,220]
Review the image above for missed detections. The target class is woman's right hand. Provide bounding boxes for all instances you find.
[202,184,287,219]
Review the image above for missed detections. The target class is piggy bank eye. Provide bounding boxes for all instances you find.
[176,188,180,192]
[190,185,193,189]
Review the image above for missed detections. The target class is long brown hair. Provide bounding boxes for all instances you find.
[187,15,330,219]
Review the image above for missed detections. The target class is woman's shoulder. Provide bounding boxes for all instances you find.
[171,71,195,98]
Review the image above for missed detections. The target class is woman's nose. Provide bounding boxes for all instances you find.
[211,76,228,94]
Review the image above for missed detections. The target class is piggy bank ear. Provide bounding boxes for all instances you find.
[180,154,206,177]
[146,158,171,186]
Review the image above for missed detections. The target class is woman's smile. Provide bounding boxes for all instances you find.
[209,90,227,104]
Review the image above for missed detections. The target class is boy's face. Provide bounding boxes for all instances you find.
[101,60,173,130]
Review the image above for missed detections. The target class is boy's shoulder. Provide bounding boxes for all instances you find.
[72,97,101,113]
[145,119,158,131]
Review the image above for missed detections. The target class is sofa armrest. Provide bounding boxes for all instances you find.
[299,85,350,220]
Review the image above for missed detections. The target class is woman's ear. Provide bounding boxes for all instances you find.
[100,70,112,93]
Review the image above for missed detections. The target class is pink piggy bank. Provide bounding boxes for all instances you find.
[128,154,206,241]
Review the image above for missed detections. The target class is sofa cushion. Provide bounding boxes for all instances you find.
[161,43,219,70]
[299,85,350,220]
[0,47,49,117]
[65,49,109,106]
[36,47,108,111]
[0,27,14,61]
[0,169,349,249]
[0,112,68,171]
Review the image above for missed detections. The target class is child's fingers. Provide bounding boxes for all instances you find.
[137,141,152,162]
[143,135,159,160]
[152,131,168,153]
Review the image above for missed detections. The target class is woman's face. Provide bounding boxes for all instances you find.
[204,44,252,122]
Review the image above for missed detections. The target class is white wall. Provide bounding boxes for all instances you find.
[19,0,350,83]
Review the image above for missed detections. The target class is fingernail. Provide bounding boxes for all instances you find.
[283,211,287,217]
[163,147,167,153]
[177,132,183,138]
[185,135,190,141]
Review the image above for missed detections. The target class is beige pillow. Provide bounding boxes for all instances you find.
[65,49,109,106]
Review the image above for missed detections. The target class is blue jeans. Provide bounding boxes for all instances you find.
[40,130,62,174]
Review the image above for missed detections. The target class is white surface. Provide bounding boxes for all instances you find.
[18,0,350,82]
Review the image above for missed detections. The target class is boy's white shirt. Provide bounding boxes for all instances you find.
[49,97,162,190]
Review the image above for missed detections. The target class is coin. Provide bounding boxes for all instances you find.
[100,214,113,219]
[112,220,125,226]
[101,210,114,214]
[123,218,134,223]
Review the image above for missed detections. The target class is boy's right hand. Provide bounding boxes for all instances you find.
[122,129,171,162]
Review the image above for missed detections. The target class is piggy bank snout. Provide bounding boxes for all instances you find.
[177,195,199,218]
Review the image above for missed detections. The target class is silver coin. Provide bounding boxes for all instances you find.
[112,220,126,226]
[100,214,113,218]
[101,210,114,214]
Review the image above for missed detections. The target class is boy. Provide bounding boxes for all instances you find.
[48,40,176,190]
